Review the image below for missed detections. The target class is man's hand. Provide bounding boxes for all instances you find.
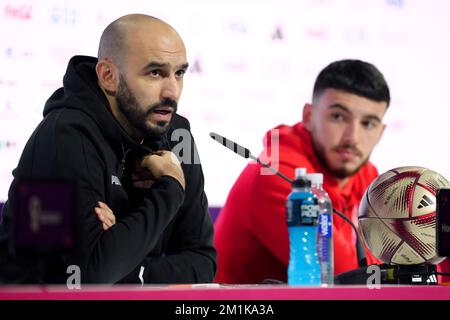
[94,201,116,231]
[132,159,155,188]
[140,151,185,190]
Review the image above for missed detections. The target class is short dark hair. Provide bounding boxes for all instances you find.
[312,59,390,107]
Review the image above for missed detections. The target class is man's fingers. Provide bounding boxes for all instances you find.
[98,213,113,230]
[109,212,116,225]
[132,171,153,181]
[140,150,185,189]
[98,202,113,215]
[98,212,114,226]
[94,202,116,230]
[133,180,155,189]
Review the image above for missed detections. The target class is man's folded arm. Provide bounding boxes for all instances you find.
[58,124,185,284]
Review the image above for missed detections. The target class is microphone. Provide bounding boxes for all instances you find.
[209,132,293,184]
[209,131,367,268]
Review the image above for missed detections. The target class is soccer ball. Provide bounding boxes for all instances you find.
[358,166,449,265]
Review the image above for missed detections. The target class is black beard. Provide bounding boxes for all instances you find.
[311,136,369,179]
[115,74,178,140]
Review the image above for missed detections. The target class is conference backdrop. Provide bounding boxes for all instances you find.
[1,0,450,206]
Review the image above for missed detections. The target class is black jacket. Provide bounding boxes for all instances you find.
[0,55,216,284]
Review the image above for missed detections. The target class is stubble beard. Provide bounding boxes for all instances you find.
[311,136,370,179]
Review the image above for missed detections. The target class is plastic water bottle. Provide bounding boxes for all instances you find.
[307,173,334,286]
[286,168,320,285]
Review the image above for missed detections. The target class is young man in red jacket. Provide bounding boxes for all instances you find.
[214,59,389,284]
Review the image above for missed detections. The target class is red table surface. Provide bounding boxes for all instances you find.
[0,284,449,300]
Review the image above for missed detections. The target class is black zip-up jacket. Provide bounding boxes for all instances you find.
[0,55,216,284]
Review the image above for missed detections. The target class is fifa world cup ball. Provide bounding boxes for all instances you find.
[358,166,449,265]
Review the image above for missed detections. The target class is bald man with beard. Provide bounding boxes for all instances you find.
[0,14,216,284]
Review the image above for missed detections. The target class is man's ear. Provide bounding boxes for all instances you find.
[302,103,313,131]
[96,59,118,96]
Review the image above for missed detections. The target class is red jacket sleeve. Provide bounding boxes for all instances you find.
[248,162,293,266]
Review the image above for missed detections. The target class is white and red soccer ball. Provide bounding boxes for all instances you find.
[359,166,449,265]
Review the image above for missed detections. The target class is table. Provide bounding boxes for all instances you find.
[0,284,449,300]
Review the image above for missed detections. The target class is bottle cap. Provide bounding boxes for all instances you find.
[307,173,323,185]
[294,167,307,178]
[292,169,310,188]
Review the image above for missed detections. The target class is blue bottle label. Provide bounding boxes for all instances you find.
[300,203,319,226]
[301,204,319,218]
[287,198,319,226]
[318,213,332,265]
[319,212,332,238]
